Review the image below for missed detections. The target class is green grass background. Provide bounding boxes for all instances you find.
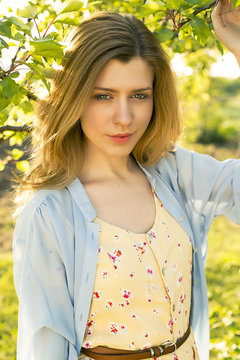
[0,145,239,359]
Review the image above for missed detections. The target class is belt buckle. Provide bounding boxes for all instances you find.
[159,340,177,354]
[150,340,177,358]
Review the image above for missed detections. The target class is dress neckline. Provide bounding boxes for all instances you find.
[93,188,160,236]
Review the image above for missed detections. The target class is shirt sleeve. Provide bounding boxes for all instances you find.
[12,199,79,360]
[175,147,240,225]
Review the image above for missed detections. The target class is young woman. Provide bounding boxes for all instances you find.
[12,1,240,360]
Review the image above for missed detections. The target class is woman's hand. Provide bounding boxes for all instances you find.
[212,0,240,66]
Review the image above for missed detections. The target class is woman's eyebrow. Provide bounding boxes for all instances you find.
[93,86,153,92]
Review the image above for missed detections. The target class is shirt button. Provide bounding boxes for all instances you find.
[179,216,184,222]
[195,247,198,253]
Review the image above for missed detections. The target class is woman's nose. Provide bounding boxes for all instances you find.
[113,98,133,125]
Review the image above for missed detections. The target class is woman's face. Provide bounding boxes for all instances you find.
[80,57,154,160]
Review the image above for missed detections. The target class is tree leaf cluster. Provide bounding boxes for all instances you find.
[0,0,238,172]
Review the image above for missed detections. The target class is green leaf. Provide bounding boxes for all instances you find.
[191,17,211,46]
[0,37,9,49]
[0,110,8,125]
[1,78,20,98]
[16,160,30,172]
[0,96,11,111]
[60,1,84,14]
[54,17,80,26]
[16,4,38,18]
[19,101,34,114]
[0,22,12,38]
[184,0,205,5]
[12,149,24,160]
[13,32,26,41]
[11,71,20,79]
[7,16,33,36]
[30,38,65,59]
[11,89,27,106]
[156,28,174,42]
[141,1,165,15]
[216,39,224,56]
[165,0,182,9]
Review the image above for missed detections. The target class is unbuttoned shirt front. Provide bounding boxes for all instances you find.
[12,146,240,360]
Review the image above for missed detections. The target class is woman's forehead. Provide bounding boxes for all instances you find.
[94,58,154,89]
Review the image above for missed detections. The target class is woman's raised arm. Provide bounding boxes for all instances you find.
[212,0,240,66]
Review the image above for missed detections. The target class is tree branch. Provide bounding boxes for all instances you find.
[0,125,32,134]
[27,91,38,101]
[193,0,216,16]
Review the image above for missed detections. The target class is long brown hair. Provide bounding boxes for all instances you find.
[13,11,181,214]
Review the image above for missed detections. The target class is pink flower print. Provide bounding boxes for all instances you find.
[168,317,174,334]
[174,354,178,360]
[148,298,152,302]
[102,271,108,279]
[166,234,171,241]
[106,300,114,310]
[90,313,96,318]
[144,332,149,338]
[114,234,120,241]
[87,328,92,335]
[110,323,119,335]
[134,241,147,262]
[84,341,92,348]
[87,319,94,327]
[130,271,135,278]
[164,259,168,264]
[129,341,135,349]
[86,318,95,335]
[148,230,156,244]
[93,290,102,299]
[146,267,153,277]
[121,324,127,332]
[119,303,125,308]
[114,249,122,257]
[131,314,137,318]
[179,294,186,304]
[107,252,117,263]
[107,249,122,269]
[171,264,177,271]
[122,289,132,301]
[177,274,183,286]
[153,309,159,316]
[98,247,102,253]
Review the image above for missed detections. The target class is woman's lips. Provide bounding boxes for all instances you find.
[109,134,132,143]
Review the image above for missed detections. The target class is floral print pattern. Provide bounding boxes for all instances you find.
[81,189,199,360]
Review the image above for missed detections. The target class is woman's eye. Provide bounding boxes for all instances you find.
[94,94,111,100]
[132,94,148,99]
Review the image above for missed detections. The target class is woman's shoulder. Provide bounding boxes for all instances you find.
[16,184,74,226]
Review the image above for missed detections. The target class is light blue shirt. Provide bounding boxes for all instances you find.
[13,146,240,360]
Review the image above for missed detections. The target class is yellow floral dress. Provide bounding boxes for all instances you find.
[79,188,199,360]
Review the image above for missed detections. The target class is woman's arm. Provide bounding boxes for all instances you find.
[13,198,78,360]
[212,0,240,66]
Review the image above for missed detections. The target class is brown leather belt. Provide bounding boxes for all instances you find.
[80,325,190,359]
